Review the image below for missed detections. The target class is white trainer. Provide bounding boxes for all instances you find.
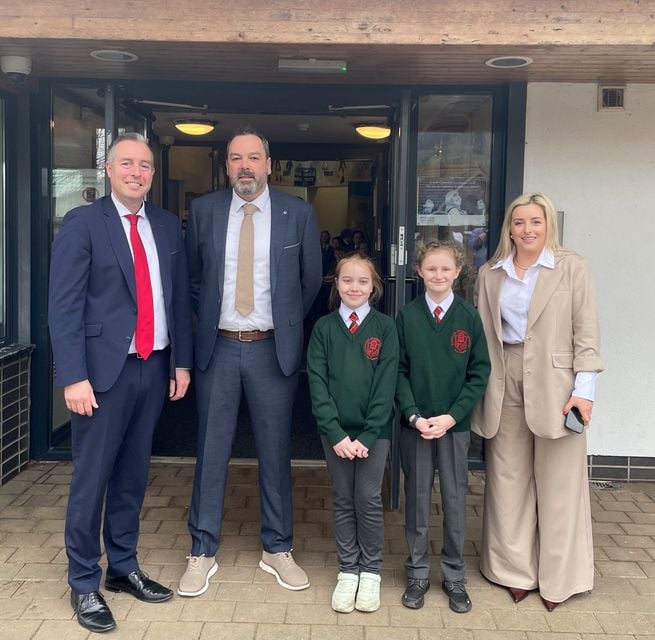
[355,571,381,612]
[331,572,359,613]
[177,554,218,597]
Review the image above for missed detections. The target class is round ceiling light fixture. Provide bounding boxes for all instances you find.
[90,49,139,62]
[354,124,391,140]
[484,55,533,69]
[174,119,217,136]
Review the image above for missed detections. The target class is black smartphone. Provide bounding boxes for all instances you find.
[564,406,585,433]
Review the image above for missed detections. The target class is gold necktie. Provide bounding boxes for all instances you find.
[235,203,257,316]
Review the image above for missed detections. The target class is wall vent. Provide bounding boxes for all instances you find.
[598,85,625,111]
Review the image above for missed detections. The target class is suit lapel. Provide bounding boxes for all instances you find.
[483,266,504,343]
[269,189,289,300]
[212,194,230,299]
[103,197,137,303]
[527,257,565,332]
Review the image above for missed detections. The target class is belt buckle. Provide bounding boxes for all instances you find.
[237,330,253,343]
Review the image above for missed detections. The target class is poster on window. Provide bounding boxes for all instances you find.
[417,175,487,227]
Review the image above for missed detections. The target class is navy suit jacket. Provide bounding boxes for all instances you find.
[185,187,322,376]
[48,196,193,392]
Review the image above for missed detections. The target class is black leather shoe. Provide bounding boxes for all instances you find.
[442,580,472,613]
[105,570,173,603]
[71,590,116,633]
[402,578,430,609]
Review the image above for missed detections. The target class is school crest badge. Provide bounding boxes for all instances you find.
[364,337,382,361]
[451,330,471,354]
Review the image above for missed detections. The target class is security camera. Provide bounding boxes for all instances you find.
[1,56,32,84]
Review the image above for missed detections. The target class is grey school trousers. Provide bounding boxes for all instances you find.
[322,436,390,574]
[400,427,470,583]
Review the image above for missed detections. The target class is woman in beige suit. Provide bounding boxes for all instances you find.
[472,193,603,611]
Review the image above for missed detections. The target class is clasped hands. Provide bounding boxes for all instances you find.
[333,436,369,459]
[415,414,456,440]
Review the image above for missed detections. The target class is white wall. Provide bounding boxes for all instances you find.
[524,83,655,456]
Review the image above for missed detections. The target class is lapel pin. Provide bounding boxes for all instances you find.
[282,210,288,215]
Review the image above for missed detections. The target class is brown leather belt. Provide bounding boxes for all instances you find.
[218,329,274,342]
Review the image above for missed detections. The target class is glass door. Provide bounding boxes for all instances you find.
[388,90,502,507]
[386,90,414,508]
[414,94,493,299]
[48,84,147,448]
[50,87,107,445]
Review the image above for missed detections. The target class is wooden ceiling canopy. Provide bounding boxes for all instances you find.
[0,38,654,85]
[1,1,655,86]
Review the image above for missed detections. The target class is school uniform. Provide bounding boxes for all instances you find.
[396,293,490,583]
[308,304,399,573]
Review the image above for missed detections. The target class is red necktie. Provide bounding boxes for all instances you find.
[349,311,359,334]
[434,306,443,324]
[126,214,154,359]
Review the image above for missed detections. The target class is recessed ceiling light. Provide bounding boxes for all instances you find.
[484,56,533,69]
[90,49,139,62]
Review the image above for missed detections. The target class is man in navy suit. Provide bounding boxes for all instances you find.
[179,126,321,596]
[48,133,193,633]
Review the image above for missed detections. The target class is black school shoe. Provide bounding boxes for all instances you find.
[71,590,116,633]
[402,578,430,609]
[442,580,472,613]
[105,570,173,602]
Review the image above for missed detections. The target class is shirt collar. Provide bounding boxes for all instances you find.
[492,248,555,272]
[231,186,270,213]
[339,301,370,324]
[424,291,454,314]
[111,193,145,218]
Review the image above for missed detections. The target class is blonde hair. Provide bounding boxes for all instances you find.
[491,192,568,264]
[414,239,464,271]
[328,255,384,310]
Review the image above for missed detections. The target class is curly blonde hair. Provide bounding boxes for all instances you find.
[413,239,464,271]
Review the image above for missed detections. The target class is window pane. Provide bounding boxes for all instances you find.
[51,88,106,437]
[52,90,106,237]
[0,97,5,341]
[415,95,493,300]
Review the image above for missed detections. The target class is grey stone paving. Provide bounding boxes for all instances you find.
[0,460,654,639]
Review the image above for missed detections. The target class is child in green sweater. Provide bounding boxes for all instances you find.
[396,240,490,614]
[308,255,399,614]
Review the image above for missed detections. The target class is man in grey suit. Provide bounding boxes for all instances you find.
[179,126,322,596]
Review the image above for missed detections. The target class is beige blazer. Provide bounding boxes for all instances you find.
[471,252,604,440]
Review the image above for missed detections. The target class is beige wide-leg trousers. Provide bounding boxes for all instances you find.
[480,343,594,603]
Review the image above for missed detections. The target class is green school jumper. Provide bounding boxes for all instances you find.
[307,309,399,451]
[396,295,490,429]
[396,294,491,583]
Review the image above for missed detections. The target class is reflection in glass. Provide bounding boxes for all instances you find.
[51,89,107,439]
[415,95,493,301]
[0,97,5,341]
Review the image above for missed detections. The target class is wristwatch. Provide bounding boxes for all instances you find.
[408,413,422,429]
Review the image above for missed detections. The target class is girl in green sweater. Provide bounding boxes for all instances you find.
[396,240,490,614]
[307,255,399,614]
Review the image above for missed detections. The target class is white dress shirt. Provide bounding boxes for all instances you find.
[492,248,596,400]
[339,301,371,327]
[219,187,273,331]
[112,193,169,353]
[424,291,454,319]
